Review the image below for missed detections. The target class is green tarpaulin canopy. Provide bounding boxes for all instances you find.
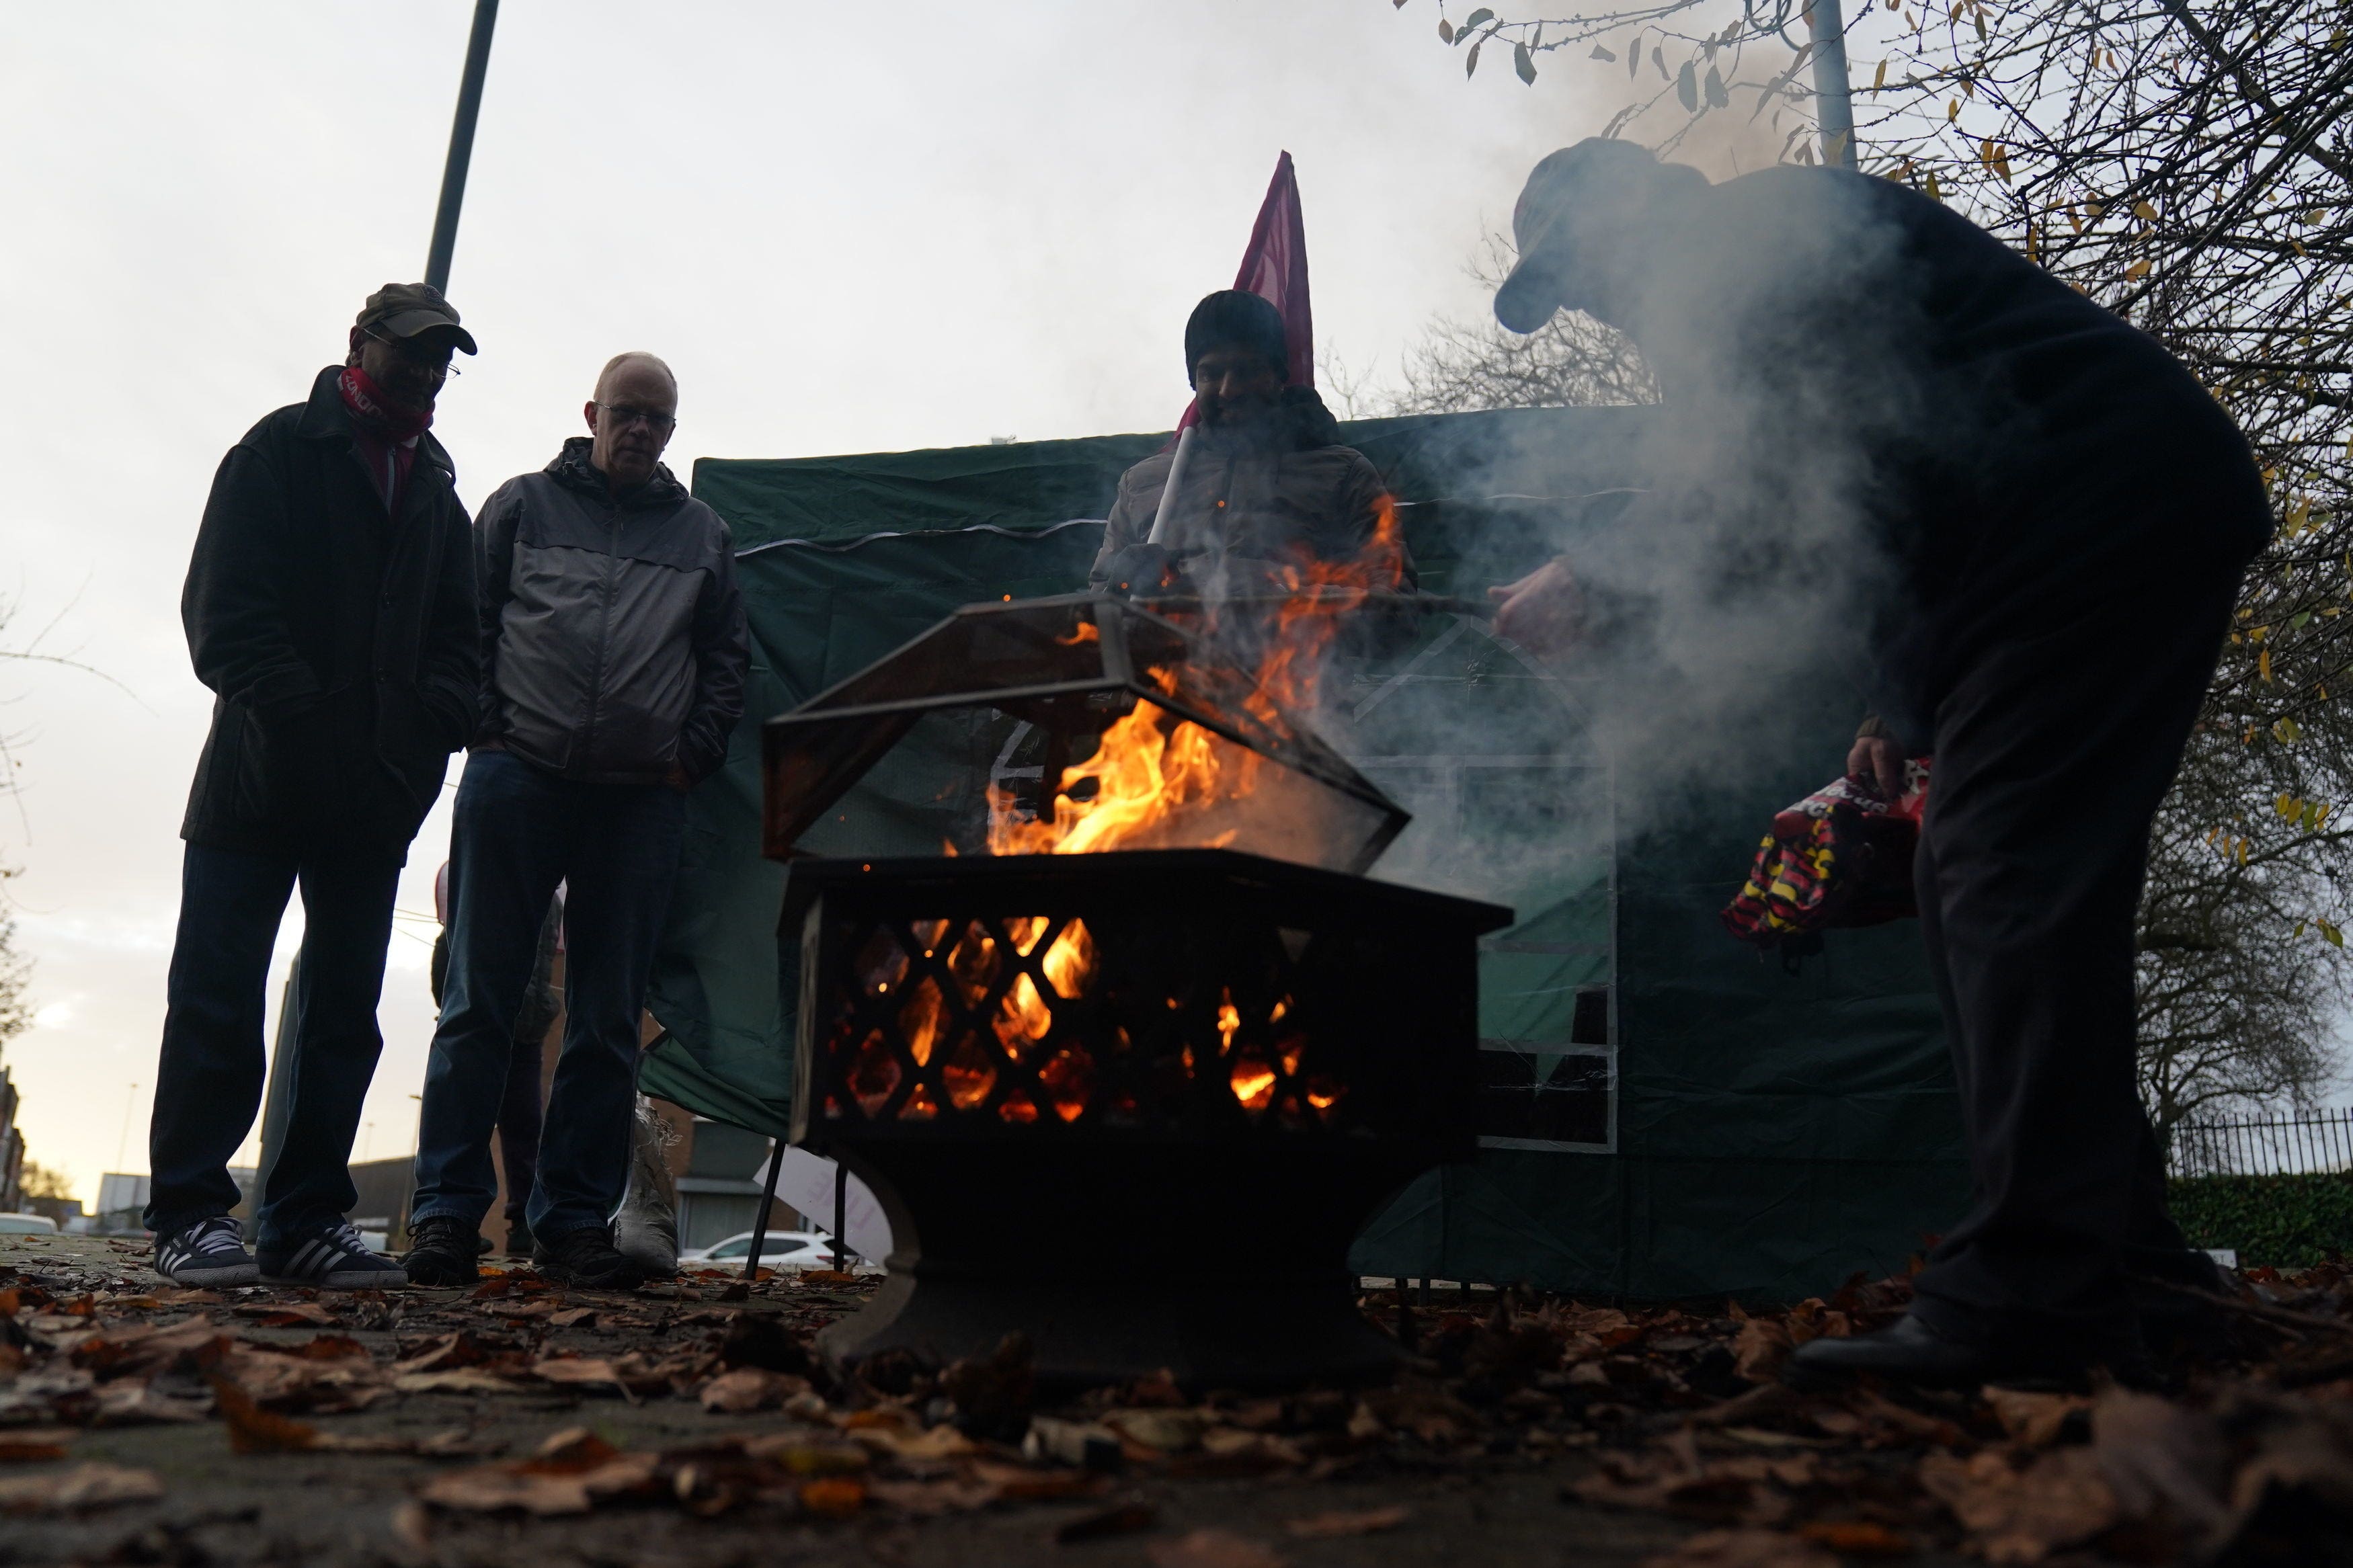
[643,407,1964,1303]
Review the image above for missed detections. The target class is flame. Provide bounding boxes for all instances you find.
[986,495,1402,859]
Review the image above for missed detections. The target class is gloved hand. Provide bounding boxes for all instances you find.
[1096,542,1181,595]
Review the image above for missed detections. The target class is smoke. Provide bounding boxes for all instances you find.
[1328,151,1937,884]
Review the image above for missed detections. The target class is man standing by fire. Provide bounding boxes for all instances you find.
[148,285,479,1288]
[1090,290,1406,596]
[404,352,745,1290]
[1484,140,2270,1386]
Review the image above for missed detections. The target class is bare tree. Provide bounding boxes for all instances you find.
[1390,0,2353,1122]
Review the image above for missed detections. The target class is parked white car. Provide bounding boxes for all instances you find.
[679,1229,856,1268]
[0,1213,61,1235]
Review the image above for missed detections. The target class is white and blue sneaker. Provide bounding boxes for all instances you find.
[153,1214,260,1287]
[258,1221,409,1289]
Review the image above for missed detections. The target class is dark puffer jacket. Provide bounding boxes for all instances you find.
[473,438,747,784]
[180,367,478,858]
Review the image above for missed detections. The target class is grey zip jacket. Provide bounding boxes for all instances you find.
[473,438,748,785]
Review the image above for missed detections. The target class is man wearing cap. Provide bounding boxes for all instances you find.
[1483,140,2270,1386]
[403,352,746,1290]
[147,285,480,1288]
[1089,290,1404,597]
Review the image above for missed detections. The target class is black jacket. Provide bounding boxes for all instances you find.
[180,367,478,857]
[474,438,747,785]
[1603,168,2272,741]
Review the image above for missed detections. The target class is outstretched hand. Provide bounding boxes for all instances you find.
[1487,558,1585,655]
[1847,735,1905,800]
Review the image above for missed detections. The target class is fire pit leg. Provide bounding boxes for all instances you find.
[744,1141,784,1282]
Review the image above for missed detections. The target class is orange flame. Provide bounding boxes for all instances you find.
[986,495,1402,859]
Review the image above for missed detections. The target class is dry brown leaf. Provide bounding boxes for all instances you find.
[856,1422,981,1462]
[393,1330,500,1374]
[1732,1319,1793,1383]
[393,1366,528,1395]
[1284,1503,1410,1538]
[0,1429,73,1462]
[1638,1528,1838,1568]
[2087,1387,2231,1540]
[798,1475,866,1518]
[1146,1528,1290,1568]
[88,1380,211,1426]
[292,1333,369,1361]
[530,1355,623,1391]
[0,1461,163,1514]
[210,1377,321,1454]
[965,1458,1107,1500]
[1103,1407,1207,1452]
[697,1366,807,1413]
[419,1437,664,1516]
[235,1303,337,1327]
[1918,1447,2116,1563]
[1985,1388,2091,1449]
[548,1307,599,1328]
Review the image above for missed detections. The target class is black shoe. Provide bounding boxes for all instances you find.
[259,1222,409,1289]
[403,1214,482,1287]
[153,1215,260,1287]
[531,1225,645,1291]
[1782,1311,2136,1391]
[506,1219,536,1258]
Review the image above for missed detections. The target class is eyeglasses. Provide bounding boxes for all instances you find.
[363,327,460,376]
[596,403,677,434]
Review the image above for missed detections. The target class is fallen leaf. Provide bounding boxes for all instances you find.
[530,1356,624,1393]
[0,1461,163,1514]
[1284,1503,1410,1538]
[1732,1319,1793,1383]
[1638,1528,1837,1567]
[235,1303,337,1326]
[210,1377,323,1454]
[1146,1528,1290,1568]
[1985,1387,2091,1449]
[548,1307,598,1328]
[1918,1447,2115,1563]
[799,1475,866,1519]
[293,1333,369,1361]
[393,1367,530,1395]
[1103,1407,1207,1453]
[1055,1499,1158,1542]
[698,1366,809,1413]
[0,1429,73,1462]
[738,1436,868,1476]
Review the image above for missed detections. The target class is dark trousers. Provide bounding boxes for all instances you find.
[145,843,402,1249]
[1908,522,2251,1348]
[431,924,553,1231]
[411,749,684,1239]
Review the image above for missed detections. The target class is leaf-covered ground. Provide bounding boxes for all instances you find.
[3,1233,2349,1566]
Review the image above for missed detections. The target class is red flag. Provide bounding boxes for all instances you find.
[1234,150,1314,389]
[1176,151,1313,432]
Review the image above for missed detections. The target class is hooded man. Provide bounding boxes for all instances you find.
[1089,290,1406,597]
[1484,140,2270,1387]
[149,284,479,1289]
[403,352,747,1290]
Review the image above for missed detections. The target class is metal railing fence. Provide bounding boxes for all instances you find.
[2167,1108,2353,1178]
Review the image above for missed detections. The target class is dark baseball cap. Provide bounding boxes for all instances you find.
[1494,139,1677,333]
[355,283,477,356]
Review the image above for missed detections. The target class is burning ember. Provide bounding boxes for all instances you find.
[985,497,1406,859]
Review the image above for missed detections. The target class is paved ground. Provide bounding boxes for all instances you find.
[5,1232,2347,1567]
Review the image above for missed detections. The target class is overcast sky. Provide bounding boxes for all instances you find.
[0,1,1685,1208]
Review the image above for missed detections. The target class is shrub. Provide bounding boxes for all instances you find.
[2167,1173,2353,1270]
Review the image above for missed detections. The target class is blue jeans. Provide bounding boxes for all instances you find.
[145,844,402,1249]
[410,749,684,1239]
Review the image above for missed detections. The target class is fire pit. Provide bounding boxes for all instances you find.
[765,593,1511,1388]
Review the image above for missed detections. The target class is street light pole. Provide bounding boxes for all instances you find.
[1805,0,1860,170]
[424,0,500,293]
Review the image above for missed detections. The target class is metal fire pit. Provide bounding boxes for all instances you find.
[783,848,1512,1389]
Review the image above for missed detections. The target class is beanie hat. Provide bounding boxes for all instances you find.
[1184,290,1289,385]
